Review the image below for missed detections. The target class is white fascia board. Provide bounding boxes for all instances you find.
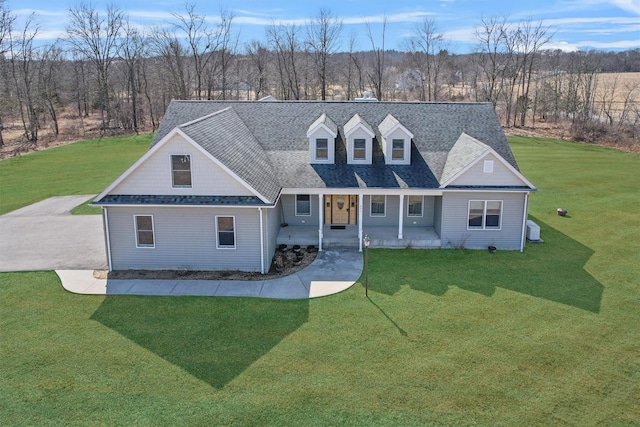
[439,149,537,190]
[92,203,275,209]
[383,122,414,139]
[345,123,376,139]
[306,123,337,138]
[280,188,444,196]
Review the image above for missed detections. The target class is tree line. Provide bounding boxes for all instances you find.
[1,0,639,150]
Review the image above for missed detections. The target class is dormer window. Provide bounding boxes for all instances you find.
[344,114,375,164]
[379,114,414,165]
[392,139,405,160]
[316,138,328,160]
[307,113,337,164]
[354,139,366,160]
[171,154,192,188]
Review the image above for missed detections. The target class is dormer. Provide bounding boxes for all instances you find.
[378,114,414,165]
[344,114,375,164]
[307,113,338,164]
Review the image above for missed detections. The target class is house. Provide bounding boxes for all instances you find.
[93,100,536,273]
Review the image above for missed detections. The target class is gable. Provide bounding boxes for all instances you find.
[448,152,531,187]
[106,133,255,197]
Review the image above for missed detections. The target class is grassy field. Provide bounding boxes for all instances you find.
[1,136,638,425]
[0,134,151,215]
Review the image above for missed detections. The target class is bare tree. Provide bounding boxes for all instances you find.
[474,15,509,107]
[306,8,342,100]
[38,45,63,136]
[245,39,269,99]
[515,20,552,126]
[9,13,40,143]
[119,21,147,132]
[406,17,446,101]
[66,2,124,133]
[266,22,302,100]
[149,27,190,101]
[365,15,387,100]
[0,0,15,147]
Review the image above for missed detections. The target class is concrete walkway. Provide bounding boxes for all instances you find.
[57,249,363,299]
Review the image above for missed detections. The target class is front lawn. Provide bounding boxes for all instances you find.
[0,136,638,425]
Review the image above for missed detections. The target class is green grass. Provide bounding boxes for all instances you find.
[1,136,639,425]
[0,134,151,215]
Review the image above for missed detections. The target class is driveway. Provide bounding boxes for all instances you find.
[0,195,107,272]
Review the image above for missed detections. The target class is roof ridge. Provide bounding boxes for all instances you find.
[178,107,233,128]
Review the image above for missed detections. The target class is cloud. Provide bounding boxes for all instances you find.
[608,0,640,14]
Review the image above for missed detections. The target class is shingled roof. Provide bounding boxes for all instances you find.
[152,100,515,198]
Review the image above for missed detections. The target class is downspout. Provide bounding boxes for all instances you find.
[398,194,404,239]
[318,193,323,252]
[103,207,113,271]
[520,192,529,252]
[259,207,265,274]
[358,193,363,252]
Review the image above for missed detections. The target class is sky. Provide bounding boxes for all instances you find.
[7,0,640,53]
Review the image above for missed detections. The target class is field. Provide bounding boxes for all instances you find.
[0,135,638,425]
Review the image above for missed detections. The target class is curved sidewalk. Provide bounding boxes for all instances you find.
[57,249,363,299]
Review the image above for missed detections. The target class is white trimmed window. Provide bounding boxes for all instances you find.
[407,195,423,217]
[315,138,328,160]
[468,200,502,230]
[216,216,236,249]
[392,139,405,160]
[353,139,366,160]
[296,194,311,216]
[171,154,192,187]
[483,160,494,173]
[135,215,155,248]
[370,195,386,216]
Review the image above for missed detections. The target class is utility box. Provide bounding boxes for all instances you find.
[526,220,541,241]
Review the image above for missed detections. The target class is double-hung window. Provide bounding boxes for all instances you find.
[468,200,502,230]
[217,216,236,249]
[135,215,155,248]
[407,195,423,217]
[315,138,328,160]
[392,139,404,160]
[296,194,311,216]
[171,155,192,188]
[353,139,366,160]
[370,195,386,216]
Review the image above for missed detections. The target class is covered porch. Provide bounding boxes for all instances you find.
[276,225,441,250]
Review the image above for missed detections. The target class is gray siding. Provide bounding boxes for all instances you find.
[450,153,525,187]
[362,195,400,227]
[107,206,262,271]
[440,192,526,250]
[403,196,434,227]
[281,194,320,226]
[112,135,254,196]
[433,196,443,235]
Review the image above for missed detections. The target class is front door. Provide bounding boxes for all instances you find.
[331,195,349,224]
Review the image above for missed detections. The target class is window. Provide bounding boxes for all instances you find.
[296,194,311,216]
[171,155,192,187]
[315,138,328,160]
[135,215,155,248]
[392,139,404,160]
[407,195,423,217]
[353,139,366,160]
[483,160,494,173]
[370,195,386,216]
[468,200,502,230]
[216,216,236,248]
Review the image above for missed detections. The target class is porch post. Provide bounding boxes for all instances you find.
[318,193,324,252]
[358,193,364,252]
[398,194,404,239]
